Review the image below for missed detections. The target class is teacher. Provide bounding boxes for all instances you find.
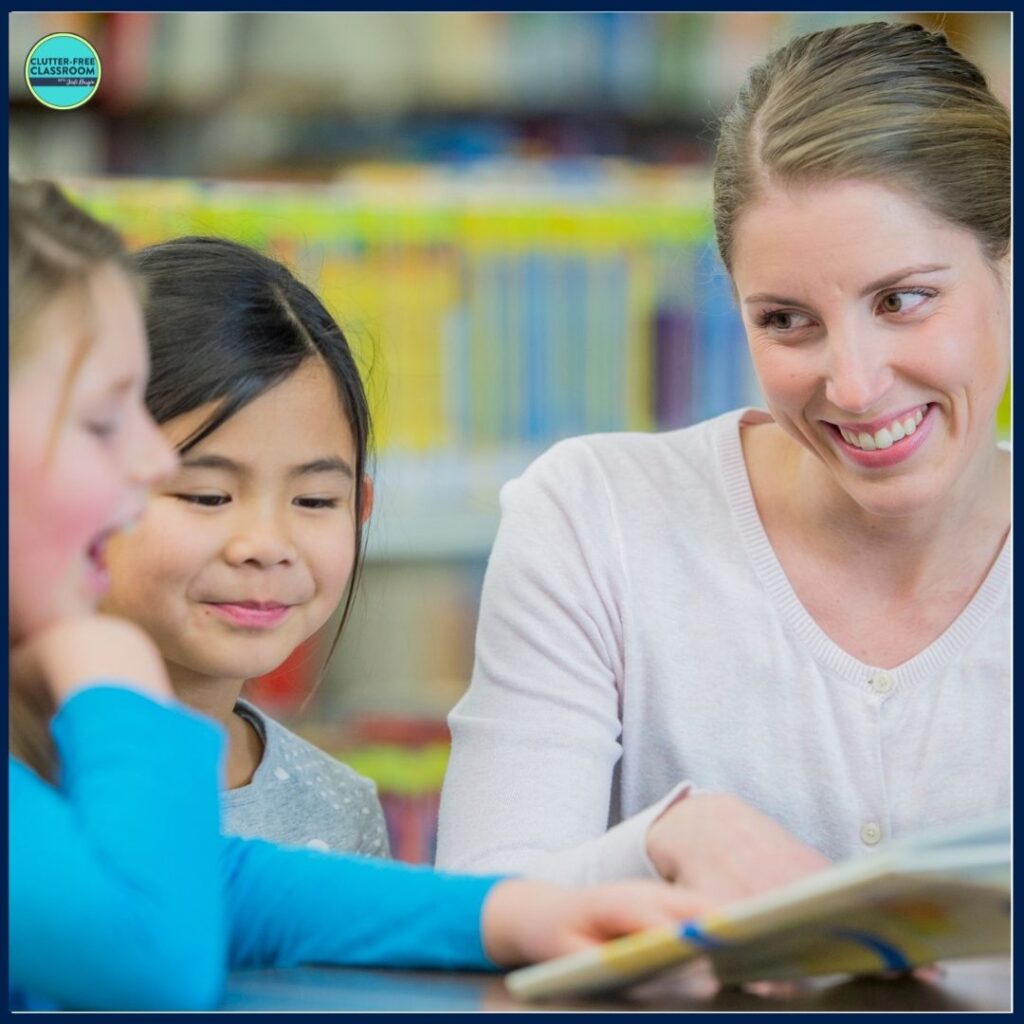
[436,20,1010,897]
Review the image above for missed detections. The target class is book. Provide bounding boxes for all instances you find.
[505,812,1011,1002]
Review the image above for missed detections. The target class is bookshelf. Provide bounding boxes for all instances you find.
[69,171,761,562]
[10,13,1009,179]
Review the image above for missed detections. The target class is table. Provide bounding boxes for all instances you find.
[221,957,1010,1011]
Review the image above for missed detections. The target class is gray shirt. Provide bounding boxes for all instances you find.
[223,700,390,857]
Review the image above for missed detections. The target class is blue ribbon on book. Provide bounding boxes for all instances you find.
[828,929,909,972]
[678,922,731,950]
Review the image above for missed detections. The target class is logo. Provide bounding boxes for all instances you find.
[25,32,101,110]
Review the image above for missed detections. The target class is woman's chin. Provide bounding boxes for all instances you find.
[836,471,949,520]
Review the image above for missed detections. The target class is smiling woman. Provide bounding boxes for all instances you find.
[733,178,1009,532]
[436,20,1011,900]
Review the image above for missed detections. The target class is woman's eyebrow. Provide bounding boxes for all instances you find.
[859,263,950,297]
[743,291,802,306]
[744,264,951,307]
[290,457,354,480]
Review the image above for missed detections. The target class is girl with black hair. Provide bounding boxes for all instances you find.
[101,236,388,855]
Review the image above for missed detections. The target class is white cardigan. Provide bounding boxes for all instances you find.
[436,408,1011,884]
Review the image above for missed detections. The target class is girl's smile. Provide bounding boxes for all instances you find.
[203,601,293,630]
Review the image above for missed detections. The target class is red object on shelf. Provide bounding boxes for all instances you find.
[348,716,450,747]
[103,13,156,111]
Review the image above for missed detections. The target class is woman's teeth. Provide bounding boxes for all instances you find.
[839,406,926,451]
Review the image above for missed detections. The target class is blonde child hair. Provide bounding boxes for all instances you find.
[8,179,139,779]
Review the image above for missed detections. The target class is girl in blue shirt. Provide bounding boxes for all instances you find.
[8,180,707,1010]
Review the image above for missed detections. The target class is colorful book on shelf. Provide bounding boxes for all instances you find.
[506,812,1010,1002]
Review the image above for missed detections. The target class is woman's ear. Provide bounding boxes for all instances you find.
[360,475,374,525]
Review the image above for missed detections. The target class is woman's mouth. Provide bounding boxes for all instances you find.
[204,602,292,629]
[827,403,935,468]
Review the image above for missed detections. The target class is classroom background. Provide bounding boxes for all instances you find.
[9,11,1012,862]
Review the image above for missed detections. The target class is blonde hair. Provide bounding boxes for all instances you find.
[9,179,134,780]
[10,178,132,365]
[713,21,1010,273]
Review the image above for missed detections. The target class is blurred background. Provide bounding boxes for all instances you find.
[9,12,1011,861]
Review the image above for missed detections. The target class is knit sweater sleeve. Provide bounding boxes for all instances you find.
[436,438,691,884]
[9,687,227,1011]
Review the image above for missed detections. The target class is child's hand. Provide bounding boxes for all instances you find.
[645,792,830,902]
[481,878,710,967]
[9,613,174,707]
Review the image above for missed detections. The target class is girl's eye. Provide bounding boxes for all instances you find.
[877,288,934,315]
[755,309,814,332]
[175,494,230,507]
[86,421,118,442]
[294,497,339,510]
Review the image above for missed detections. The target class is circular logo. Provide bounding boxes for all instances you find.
[25,32,102,111]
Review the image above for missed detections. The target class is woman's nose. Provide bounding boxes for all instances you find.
[824,329,894,414]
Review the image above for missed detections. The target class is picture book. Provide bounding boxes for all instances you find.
[506,812,1010,1001]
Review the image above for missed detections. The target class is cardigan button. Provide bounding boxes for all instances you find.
[860,821,882,846]
[870,671,894,694]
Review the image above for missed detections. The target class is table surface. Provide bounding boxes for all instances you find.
[221,957,1011,1012]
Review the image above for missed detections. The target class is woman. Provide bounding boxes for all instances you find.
[436,21,1010,898]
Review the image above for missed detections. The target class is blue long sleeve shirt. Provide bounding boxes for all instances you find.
[10,687,502,1010]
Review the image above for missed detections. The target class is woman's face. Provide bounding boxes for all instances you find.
[9,265,178,641]
[731,179,1010,517]
[101,359,370,688]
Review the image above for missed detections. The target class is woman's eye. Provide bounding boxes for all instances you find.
[175,494,230,507]
[756,309,812,332]
[295,497,339,510]
[877,288,934,315]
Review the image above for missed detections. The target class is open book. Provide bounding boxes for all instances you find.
[506,812,1010,1002]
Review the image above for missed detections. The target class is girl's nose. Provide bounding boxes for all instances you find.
[223,515,297,569]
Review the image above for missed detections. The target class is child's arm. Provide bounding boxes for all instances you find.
[9,685,227,1010]
[220,836,708,972]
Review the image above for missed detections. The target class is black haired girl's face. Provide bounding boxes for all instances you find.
[100,359,370,687]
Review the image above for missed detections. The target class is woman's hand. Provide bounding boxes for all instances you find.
[481,878,710,967]
[9,613,173,707]
[645,792,830,902]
